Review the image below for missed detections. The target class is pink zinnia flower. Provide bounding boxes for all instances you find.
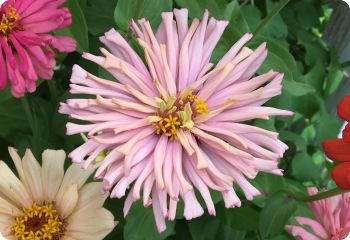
[60,9,293,232]
[286,188,350,240]
[0,0,76,97]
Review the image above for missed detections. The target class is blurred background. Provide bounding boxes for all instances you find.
[0,0,349,239]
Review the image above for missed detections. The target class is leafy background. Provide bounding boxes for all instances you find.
[0,0,349,239]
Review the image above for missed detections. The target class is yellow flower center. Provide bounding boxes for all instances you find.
[150,89,210,141]
[0,7,19,35]
[13,202,66,240]
[195,98,210,119]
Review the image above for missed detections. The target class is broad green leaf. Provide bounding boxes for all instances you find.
[315,110,342,144]
[175,0,227,19]
[114,0,172,31]
[217,204,259,232]
[258,48,293,82]
[86,0,117,35]
[216,225,246,240]
[283,80,315,96]
[188,215,221,240]
[254,0,290,36]
[250,37,297,83]
[242,5,261,32]
[294,1,320,30]
[259,0,288,39]
[56,0,89,52]
[279,130,307,151]
[124,201,175,240]
[253,173,288,196]
[0,98,29,140]
[325,50,344,96]
[291,152,321,181]
[259,192,297,238]
[0,87,13,103]
[225,0,250,33]
[188,206,249,240]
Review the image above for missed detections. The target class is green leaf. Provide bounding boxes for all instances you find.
[114,0,172,31]
[175,0,227,19]
[315,110,342,144]
[225,0,250,33]
[0,87,13,103]
[242,5,262,32]
[56,0,89,52]
[253,173,288,196]
[291,152,321,181]
[216,225,246,240]
[294,1,320,30]
[254,0,290,36]
[258,48,293,82]
[259,192,297,238]
[0,98,29,140]
[188,205,249,240]
[259,0,288,39]
[283,80,315,96]
[279,130,307,151]
[124,201,175,240]
[217,204,259,232]
[250,37,297,83]
[325,50,344,96]
[86,0,117,35]
[188,215,221,240]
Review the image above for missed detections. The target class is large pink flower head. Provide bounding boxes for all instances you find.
[286,188,350,240]
[0,0,76,97]
[60,9,293,232]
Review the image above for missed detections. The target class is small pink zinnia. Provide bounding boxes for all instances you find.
[60,9,293,232]
[0,0,76,97]
[286,188,350,240]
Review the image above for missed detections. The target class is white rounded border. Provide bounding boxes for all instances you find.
[343,0,350,7]
[0,0,5,7]
[0,232,6,240]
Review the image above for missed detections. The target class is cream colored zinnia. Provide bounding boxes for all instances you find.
[0,147,116,240]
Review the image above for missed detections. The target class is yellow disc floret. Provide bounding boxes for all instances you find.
[13,202,66,240]
[150,88,210,140]
[195,98,210,118]
[0,7,19,35]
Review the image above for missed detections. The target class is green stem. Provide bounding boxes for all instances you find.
[21,96,35,135]
[293,188,350,202]
[48,80,58,101]
[253,0,290,36]
[133,0,145,20]
[125,0,145,40]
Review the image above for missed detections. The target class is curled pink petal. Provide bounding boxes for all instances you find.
[61,9,293,232]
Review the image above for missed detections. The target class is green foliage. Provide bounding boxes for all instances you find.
[124,202,175,240]
[0,0,347,239]
[56,0,89,52]
[259,192,297,238]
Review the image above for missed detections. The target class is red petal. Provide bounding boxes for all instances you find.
[338,95,350,121]
[322,139,350,162]
[331,163,350,189]
[343,123,350,142]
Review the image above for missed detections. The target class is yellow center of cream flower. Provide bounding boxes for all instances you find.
[0,7,19,35]
[13,202,66,240]
[150,89,210,141]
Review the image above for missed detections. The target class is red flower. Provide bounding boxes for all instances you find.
[323,95,350,189]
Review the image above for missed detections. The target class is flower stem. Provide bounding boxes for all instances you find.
[133,0,145,20]
[48,80,58,101]
[253,0,290,36]
[293,188,350,202]
[125,0,144,40]
[21,96,36,135]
